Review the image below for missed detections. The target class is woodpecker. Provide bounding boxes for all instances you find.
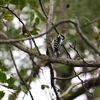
[52,34,65,57]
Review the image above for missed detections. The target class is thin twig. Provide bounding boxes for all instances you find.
[46,0,54,57]
[69,43,88,64]
[60,80,87,97]
[0,5,100,55]
[42,0,61,99]
[75,20,100,55]
[62,71,100,100]
[1,27,100,67]
[72,69,93,98]
[49,63,60,100]
[55,67,98,80]
[0,5,41,55]
[38,0,70,58]
[60,78,91,98]
[38,0,59,34]
[59,39,93,98]
[9,50,34,100]
[0,20,76,44]
[84,17,100,25]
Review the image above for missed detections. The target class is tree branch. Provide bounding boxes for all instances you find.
[0,5,41,55]
[9,50,34,100]
[0,18,99,55]
[0,23,100,67]
[45,0,61,100]
[55,68,98,80]
[65,76,100,100]
[84,17,100,25]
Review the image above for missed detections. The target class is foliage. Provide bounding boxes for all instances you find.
[0,0,100,100]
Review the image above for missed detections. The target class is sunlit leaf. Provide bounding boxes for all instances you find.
[92,25,99,33]
[2,15,13,21]
[21,85,28,94]
[83,16,90,22]
[7,77,15,88]
[2,11,13,21]
[20,69,26,77]
[0,91,5,99]
[35,17,40,25]
[64,93,71,98]
[0,71,7,83]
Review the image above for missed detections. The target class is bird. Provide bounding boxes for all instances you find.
[52,34,65,57]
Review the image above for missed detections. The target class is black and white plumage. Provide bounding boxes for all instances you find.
[52,34,65,57]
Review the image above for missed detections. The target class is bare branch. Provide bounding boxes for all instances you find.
[85,17,100,25]
[0,15,99,56]
[46,0,54,57]
[60,80,86,98]
[75,20,100,55]
[55,68,98,80]
[45,0,61,99]
[9,50,34,100]
[38,0,70,58]
[38,0,59,34]
[0,5,99,56]
[72,69,93,98]
[0,20,76,43]
[69,43,88,64]
[1,24,100,67]
[64,74,100,100]
[61,66,100,100]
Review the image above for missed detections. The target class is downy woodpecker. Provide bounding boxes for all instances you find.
[52,34,65,57]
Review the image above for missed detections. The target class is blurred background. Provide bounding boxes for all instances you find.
[0,0,100,100]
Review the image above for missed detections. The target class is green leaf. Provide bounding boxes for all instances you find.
[0,0,4,5]
[10,0,19,4]
[2,15,13,21]
[30,23,40,35]
[0,91,5,99]
[21,85,28,94]
[29,0,38,9]
[10,0,25,10]
[41,84,49,90]
[64,93,71,98]
[30,30,38,35]
[0,0,10,5]
[0,61,8,71]
[7,77,15,88]
[41,84,45,90]
[33,9,47,22]
[35,17,40,25]
[8,93,16,100]
[2,11,13,21]
[20,69,27,77]
[30,12,34,21]
[0,71,7,83]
